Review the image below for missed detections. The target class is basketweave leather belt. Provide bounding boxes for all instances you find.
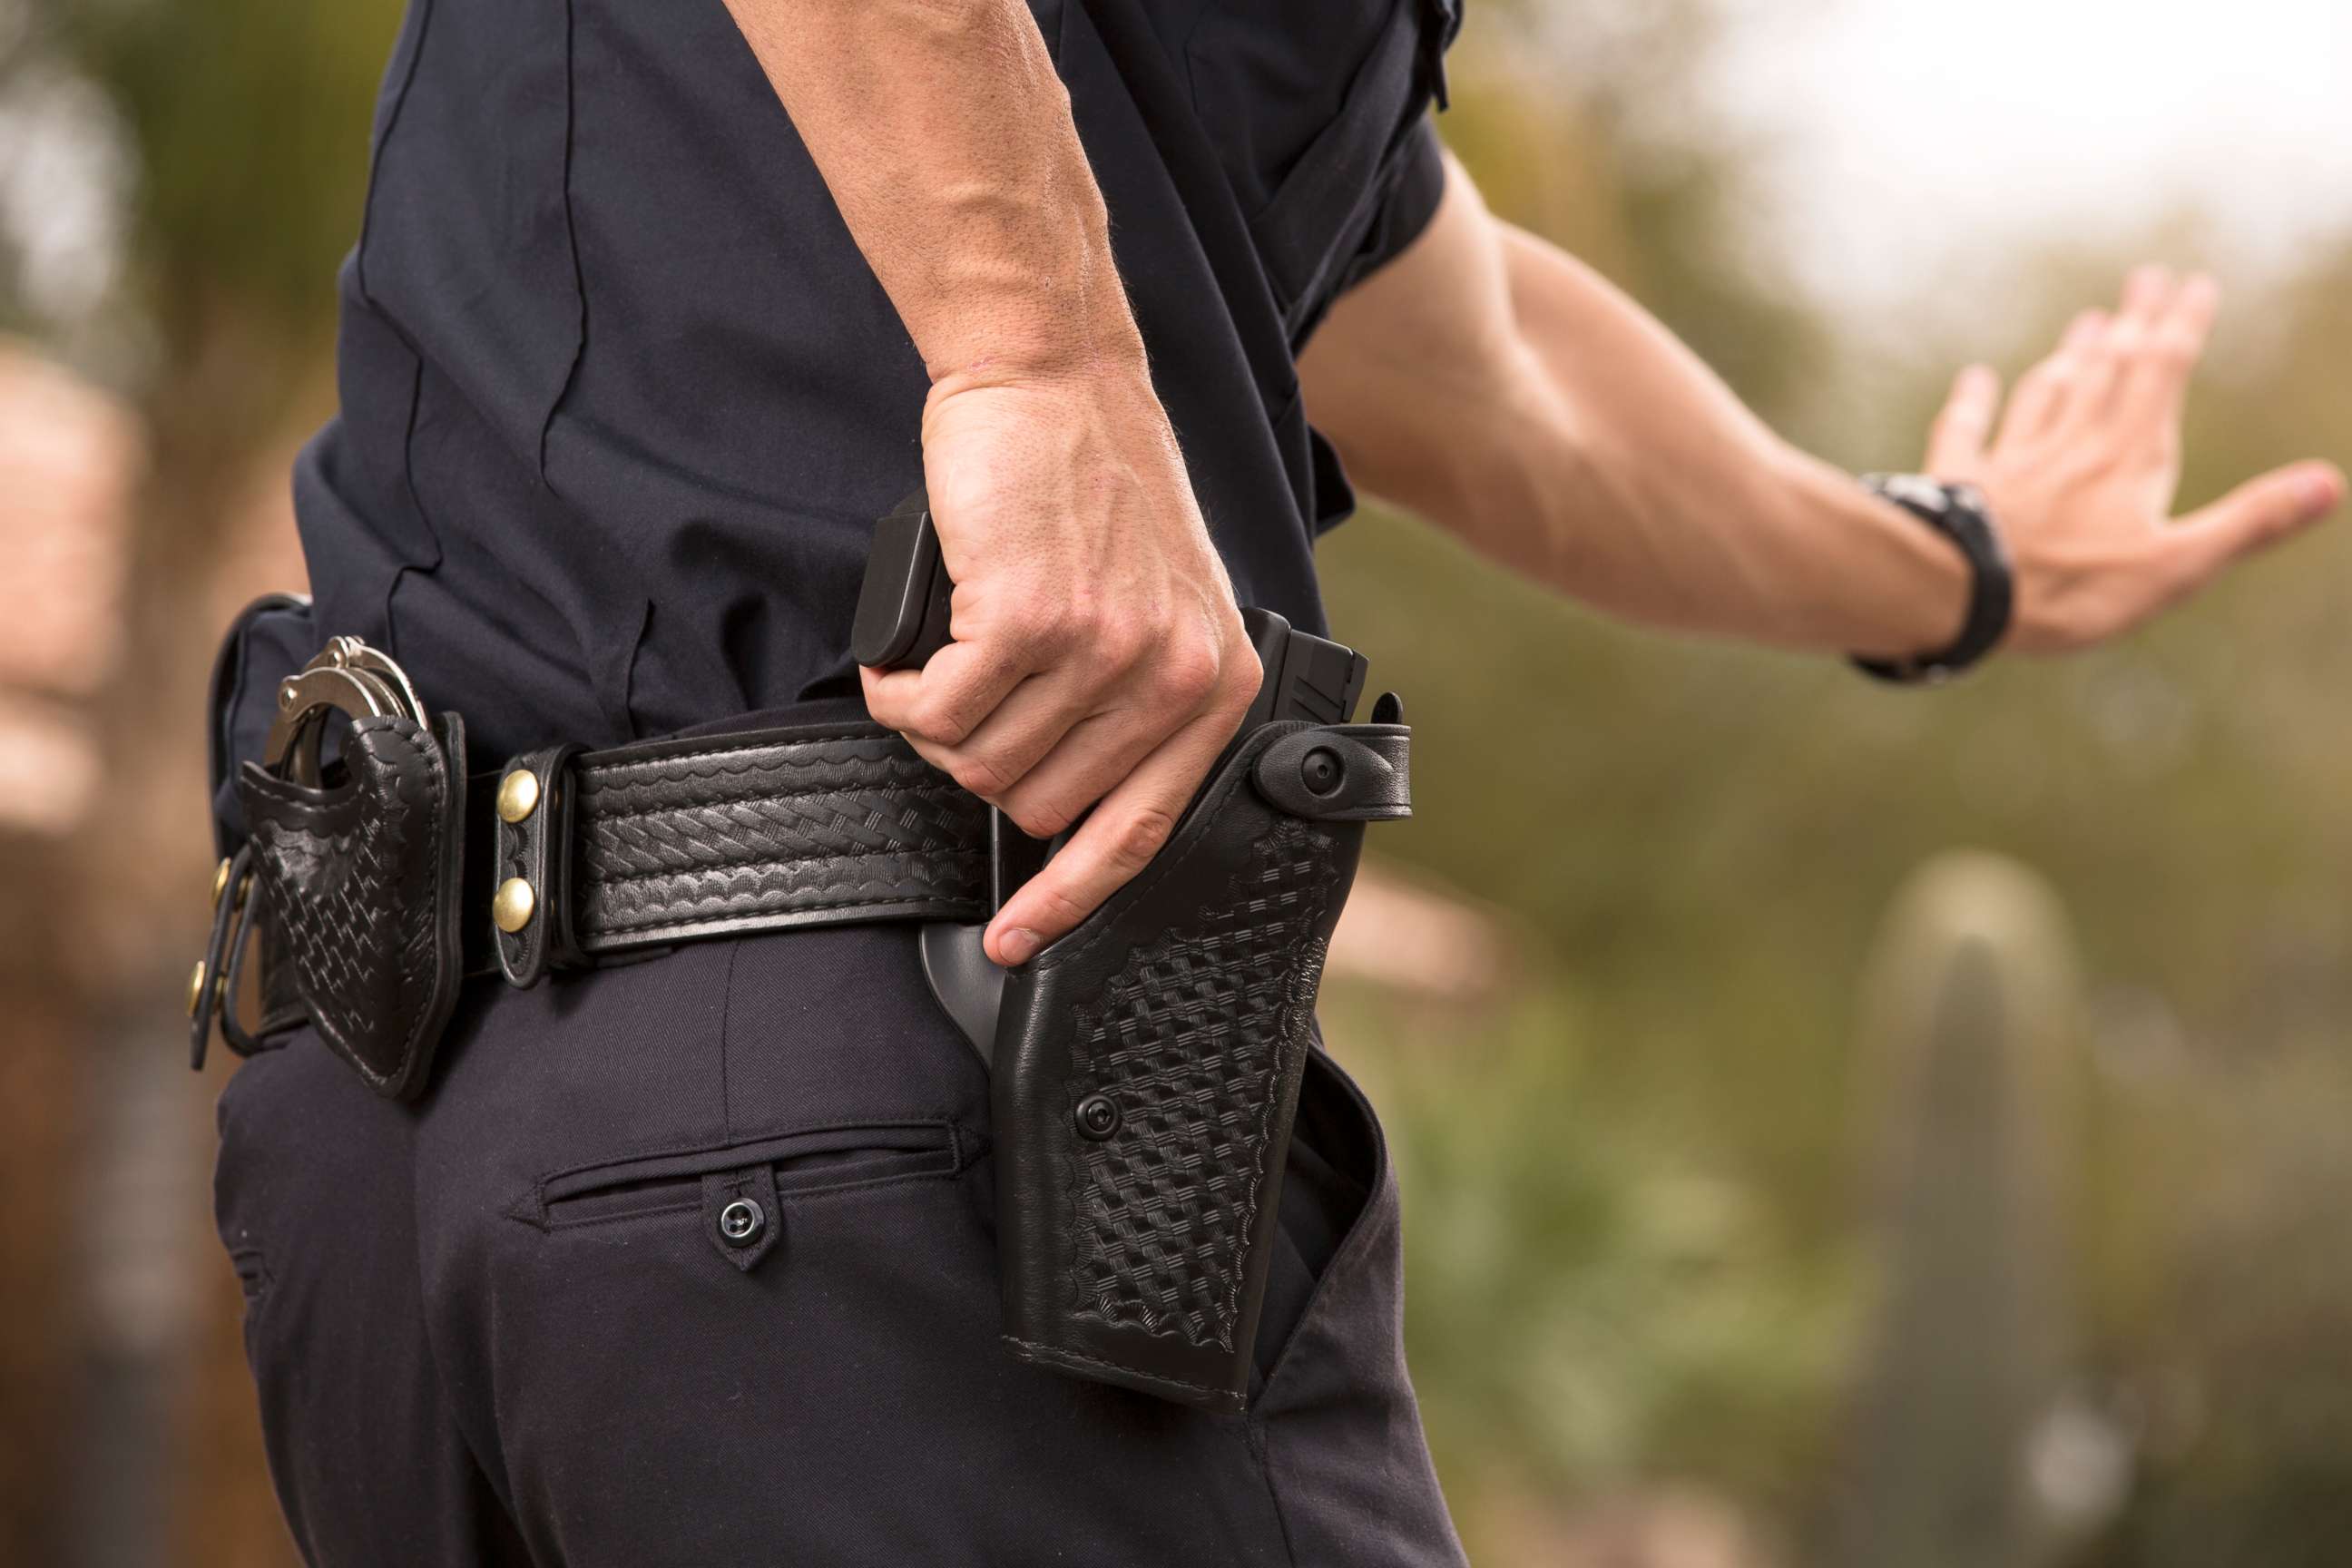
[456,722,995,985]
[190,638,1001,1092]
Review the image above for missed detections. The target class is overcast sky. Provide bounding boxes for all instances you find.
[1711,0,2352,309]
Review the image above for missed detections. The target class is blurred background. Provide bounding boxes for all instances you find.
[1,0,2347,1563]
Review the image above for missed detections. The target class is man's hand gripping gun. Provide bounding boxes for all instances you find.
[854,490,1413,1413]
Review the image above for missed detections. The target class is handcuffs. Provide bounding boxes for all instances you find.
[260,634,430,782]
[192,636,431,1064]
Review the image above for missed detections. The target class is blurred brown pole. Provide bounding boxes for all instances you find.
[53,317,314,1566]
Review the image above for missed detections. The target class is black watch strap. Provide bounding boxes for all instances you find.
[1851,474,2013,685]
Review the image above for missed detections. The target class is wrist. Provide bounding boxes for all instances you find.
[926,335,1155,412]
[1849,475,2013,683]
[1759,453,1971,657]
[913,207,1148,392]
[924,307,1148,393]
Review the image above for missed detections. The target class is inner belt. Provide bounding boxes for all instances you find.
[459,720,993,985]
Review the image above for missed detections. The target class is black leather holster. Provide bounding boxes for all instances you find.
[992,716,1411,1414]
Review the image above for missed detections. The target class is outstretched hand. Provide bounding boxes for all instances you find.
[1925,267,2344,652]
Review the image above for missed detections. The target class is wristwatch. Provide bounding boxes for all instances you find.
[1850,474,2014,685]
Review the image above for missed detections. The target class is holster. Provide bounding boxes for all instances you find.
[991,715,1410,1414]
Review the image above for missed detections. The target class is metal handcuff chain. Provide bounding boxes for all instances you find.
[194,637,429,1066]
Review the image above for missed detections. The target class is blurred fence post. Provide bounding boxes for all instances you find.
[1828,851,2102,1568]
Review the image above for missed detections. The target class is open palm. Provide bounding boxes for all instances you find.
[1925,267,2344,653]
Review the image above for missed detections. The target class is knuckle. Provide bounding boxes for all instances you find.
[909,692,975,746]
[1068,592,1120,648]
[1105,806,1178,874]
[1093,615,1148,674]
[1024,877,1093,935]
[948,750,1018,799]
[1005,796,1074,839]
[1155,636,1221,707]
[1218,642,1263,710]
[1003,593,1083,662]
[1007,601,1068,659]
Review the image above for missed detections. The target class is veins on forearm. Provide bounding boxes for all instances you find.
[722,0,1142,384]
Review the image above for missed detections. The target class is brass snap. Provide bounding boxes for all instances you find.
[186,960,207,1019]
[211,858,231,910]
[496,769,541,824]
[493,877,537,934]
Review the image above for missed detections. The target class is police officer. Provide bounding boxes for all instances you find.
[210,0,2341,1562]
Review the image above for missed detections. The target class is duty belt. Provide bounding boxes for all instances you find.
[190,564,1416,1417]
[455,725,995,979]
[189,637,1001,1095]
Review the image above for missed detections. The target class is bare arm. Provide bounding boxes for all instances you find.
[725,0,1129,384]
[1300,152,2346,660]
[722,0,1259,964]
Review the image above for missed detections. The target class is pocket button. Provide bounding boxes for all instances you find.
[717,1198,765,1247]
[701,1166,782,1273]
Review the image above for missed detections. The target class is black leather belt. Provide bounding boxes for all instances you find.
[460,721,992,986]
[196,698,994,1091]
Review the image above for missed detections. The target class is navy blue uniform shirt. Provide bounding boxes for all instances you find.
[293,0,1455,762]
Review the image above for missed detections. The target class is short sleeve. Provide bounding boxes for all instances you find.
[1331,119,1447,299]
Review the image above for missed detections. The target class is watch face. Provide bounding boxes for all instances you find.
[1850,473,2011,684]
[1876,473,1952,514]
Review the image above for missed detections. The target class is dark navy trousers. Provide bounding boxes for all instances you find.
[216,921,1464,1563]
[217,0,1466,1557]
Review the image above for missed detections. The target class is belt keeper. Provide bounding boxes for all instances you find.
[493,743,584,988]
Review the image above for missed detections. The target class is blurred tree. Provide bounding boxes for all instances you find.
[2,0,402,1563]
[1441,0,1828,417]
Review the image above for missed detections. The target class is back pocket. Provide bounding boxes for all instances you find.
[527,1121,969,1230]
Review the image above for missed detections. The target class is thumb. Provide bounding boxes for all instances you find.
[1925,364,2001,475]
[2171,460,2344,578]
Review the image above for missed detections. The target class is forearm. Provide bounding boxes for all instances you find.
[721,0,1143,388]
[1480,226,1965,655]
[1308,164,1966,658]
[730,0,1259,964]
